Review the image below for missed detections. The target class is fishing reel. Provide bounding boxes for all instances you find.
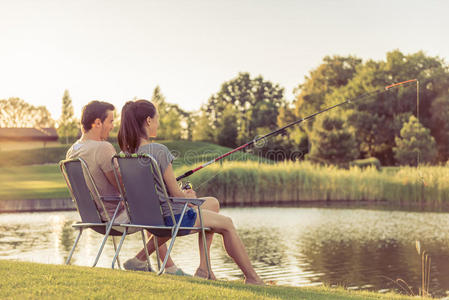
[180,181,193,190]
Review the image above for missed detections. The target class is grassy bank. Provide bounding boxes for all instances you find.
[0,140,265,201]
[0,164,69,200]
[0,260,422,299]
[0,140,267,167]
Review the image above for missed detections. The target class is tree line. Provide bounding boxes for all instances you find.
[192,50,449,166]
[1,50,448,166]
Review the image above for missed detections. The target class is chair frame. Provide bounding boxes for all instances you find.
[111,153,212,277]
[59,157,124,269]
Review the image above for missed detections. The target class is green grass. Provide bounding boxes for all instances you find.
[0,140,266,200]
[0,164,69,200]
[0,145,72,167]
[0,260,423,300]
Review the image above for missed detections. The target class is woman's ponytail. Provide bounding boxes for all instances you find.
[118,100,156,153]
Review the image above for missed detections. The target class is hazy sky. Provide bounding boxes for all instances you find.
[1,0,448,120]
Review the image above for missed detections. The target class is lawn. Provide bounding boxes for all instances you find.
[0,164,69,200]
[0,260,424,300]
[0,140,265,201]
[0,140,266,167]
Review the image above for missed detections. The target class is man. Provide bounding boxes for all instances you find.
[66,100,187,275]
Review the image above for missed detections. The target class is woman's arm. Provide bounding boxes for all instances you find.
[163,164,196,199]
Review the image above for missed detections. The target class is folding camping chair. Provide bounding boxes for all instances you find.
[59,157,125,269]
[110,153,212,277]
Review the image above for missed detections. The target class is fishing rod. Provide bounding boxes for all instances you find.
[176,79,418,182]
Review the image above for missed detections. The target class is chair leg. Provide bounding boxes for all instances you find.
[66,228,83,265]
[198,208,212,279]
[93,204,121,267]
[157,204,188,275]
[112,229,127,269]
[154,236,161,271]
[92,230,111,267]
[141,230,151,272]
[112,236,122,270]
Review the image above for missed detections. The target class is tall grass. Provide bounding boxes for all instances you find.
[3,152,449,205]
[177,162,449,205]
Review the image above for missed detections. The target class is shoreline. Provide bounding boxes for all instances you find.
[1,197,449,213]
[0,198,75,213]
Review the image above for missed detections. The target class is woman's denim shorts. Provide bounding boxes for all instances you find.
[164,208,197,236]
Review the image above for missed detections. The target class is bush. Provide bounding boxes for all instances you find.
[393,115,437,166]
[307,113,359,166]
[350,157,381,170]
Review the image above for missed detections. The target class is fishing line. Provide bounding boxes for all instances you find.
[177,79,418,182]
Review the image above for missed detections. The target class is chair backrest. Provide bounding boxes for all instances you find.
[112,154,168,230]
[60,158,103,224]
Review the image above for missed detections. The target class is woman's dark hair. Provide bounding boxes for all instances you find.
[118,99,157,153]
[81,101,115,132]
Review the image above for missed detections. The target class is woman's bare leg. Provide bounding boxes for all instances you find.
[196,197,219,279]
[135,235,173,267]
[194,209,262,284]
[135,197,219,270]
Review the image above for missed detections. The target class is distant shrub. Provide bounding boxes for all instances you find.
[350,157,381,170]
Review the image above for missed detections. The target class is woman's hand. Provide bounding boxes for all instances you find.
[162,164,196,207]
[183,189,197,199]
[183,189,197,207]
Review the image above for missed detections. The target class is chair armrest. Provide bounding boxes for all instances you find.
[100,196,122,202]
[169,197,205,206]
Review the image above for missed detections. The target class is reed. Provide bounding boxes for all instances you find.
[177,162,449,204]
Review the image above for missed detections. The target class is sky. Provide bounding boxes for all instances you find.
[1,0,448,120]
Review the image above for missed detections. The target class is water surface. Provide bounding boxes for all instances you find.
[1,207,449,297]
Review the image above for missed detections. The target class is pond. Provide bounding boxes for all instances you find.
[1,206,449,297]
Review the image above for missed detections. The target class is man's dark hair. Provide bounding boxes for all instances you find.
[81,101,115,132]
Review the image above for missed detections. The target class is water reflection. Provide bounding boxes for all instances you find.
[60,220,76,263]
[1,207,449,297]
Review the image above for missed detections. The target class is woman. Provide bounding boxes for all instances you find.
[117,99,263,285]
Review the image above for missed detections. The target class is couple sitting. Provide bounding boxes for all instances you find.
[66,100,263,285]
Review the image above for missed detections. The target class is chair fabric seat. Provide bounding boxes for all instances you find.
[111,153,213,276]
[72,222,125,236]
[59,157,125,268]
[118,223,211,236]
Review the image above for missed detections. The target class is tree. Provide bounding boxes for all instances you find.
[57,90,78,144]
[429,95,449,161]
[0,97,54,128]
[307,113,359,166]
[204,72,284,145]
[151,86,183,140]
[393,115,437,166]
[294,55,361,129]
[215,104,238,148]
[249,101,309,161]
[163,106,183,139]
[109,109,121,141]
[331,50,449,164]
[192,109,215,142]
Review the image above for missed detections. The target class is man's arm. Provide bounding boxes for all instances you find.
[98,142,123,193]
[104,169,122,192]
